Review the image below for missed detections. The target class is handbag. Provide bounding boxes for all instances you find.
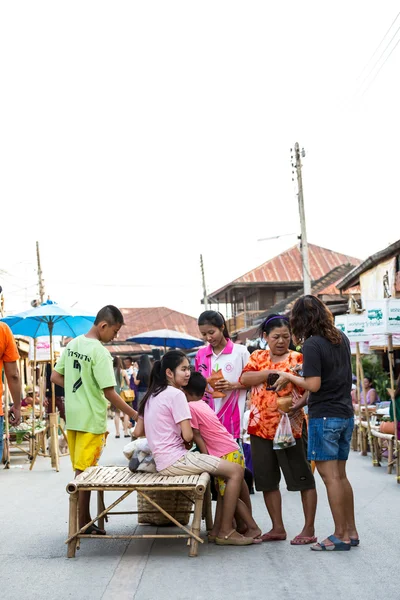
[121,389,135,402]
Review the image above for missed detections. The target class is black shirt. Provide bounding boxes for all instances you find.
[302,332,353,419]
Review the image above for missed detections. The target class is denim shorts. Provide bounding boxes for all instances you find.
[308,417,354,461]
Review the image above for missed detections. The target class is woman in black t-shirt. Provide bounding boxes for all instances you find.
[273,295,358,552]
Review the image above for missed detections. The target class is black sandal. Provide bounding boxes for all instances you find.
[81,524,106,535]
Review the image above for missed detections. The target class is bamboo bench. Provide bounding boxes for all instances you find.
[370,429,395,474]
[65,466,213,558]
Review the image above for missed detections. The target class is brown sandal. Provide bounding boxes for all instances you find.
[215,529,254,546]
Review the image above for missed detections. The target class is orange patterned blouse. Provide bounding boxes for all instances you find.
[242,349,305,440]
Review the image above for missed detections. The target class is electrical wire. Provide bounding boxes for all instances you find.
[355,12,400,96]
[361,34,400,97]
[357,11,400,82]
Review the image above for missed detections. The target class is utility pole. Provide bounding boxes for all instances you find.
[293,143,311,296]
[200,254,208,310]
[36,241,45,304]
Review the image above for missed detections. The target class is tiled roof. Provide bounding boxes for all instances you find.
[209,243,361,298]
[119,307,200,341]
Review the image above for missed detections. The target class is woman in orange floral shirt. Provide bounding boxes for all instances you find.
[240,314,317,545]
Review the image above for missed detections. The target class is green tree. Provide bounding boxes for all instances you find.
[351,354,389,401]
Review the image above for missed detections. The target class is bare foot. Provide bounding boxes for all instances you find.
[246,527,262,539]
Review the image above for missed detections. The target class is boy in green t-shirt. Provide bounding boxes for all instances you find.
[51,305,138,534]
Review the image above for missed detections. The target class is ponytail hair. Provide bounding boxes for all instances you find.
[198,310,230,339]
[138,350,188,416]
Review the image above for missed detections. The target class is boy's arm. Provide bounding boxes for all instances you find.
[51,370,65,388]
[192,429,208,454]
[103,387,138,421]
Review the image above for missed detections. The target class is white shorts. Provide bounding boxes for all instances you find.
[158,452,220,476]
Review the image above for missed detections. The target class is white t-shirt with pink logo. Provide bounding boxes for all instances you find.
[211,344,250,420]
[144,386,191,472]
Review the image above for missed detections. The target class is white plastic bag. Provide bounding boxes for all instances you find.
[273,413,296,450]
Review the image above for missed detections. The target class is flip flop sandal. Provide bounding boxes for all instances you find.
[260,533,287,542]
[290,535,318,545]
[81,524,106,536]
[310,535,351,551]
[215,529,254,546]
[350,538,360,547]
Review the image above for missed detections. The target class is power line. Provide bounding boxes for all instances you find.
[361,34,400,97]
[355,13,400,96]
[357,11,400,81]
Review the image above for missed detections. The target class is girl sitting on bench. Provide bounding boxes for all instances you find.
[132,351,260,547]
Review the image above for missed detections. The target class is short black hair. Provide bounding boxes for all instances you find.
[185,372,207,397]
[94,305,124,326]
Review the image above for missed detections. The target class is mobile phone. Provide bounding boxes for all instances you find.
[266,373,279,390]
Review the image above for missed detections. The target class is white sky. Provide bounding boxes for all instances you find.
[1,1,399,319]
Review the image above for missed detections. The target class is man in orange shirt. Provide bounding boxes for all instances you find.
[0,322,22,461]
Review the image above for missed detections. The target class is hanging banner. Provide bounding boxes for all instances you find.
[334,314,369,341]
[29,336,62,362]
[365,299,400,335]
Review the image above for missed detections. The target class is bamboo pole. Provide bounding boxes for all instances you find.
[387,334,399,483]
[137,490,203,544]
[355,343,363,452]
[31,339,37,458]
[48,320,59,470]
[65,490,133,544]
[357,346,379,466]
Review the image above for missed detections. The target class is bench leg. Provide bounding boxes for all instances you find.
[67,492,79,558]
[189,494,203,558]
[97,490,105,530]
[387,440,394,474]
[204,483,213,532]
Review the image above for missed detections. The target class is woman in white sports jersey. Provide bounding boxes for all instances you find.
[195,311,249,441]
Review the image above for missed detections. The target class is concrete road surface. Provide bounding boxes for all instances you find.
[1,423,398,600]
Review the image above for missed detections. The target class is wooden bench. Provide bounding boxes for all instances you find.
[370,429,395,474]
[65,466,213,558]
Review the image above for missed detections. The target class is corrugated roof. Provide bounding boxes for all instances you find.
[337,239,400,290]
[119,307,200,341]
[209,243,361,298]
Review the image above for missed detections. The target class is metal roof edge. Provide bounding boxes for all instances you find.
[337,239,400,290]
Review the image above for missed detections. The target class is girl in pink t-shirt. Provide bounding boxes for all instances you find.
[132,351,259,547]
[184,372,261,543]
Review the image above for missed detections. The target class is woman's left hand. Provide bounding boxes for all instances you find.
[272,372,290,392]
[214,378,236,392]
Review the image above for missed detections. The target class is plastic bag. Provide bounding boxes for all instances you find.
[273,413,296,450]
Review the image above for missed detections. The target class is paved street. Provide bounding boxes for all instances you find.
[1,424,399,600]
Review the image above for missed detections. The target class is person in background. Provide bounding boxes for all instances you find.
[134,354,151,404]
[0,322,22,461]
[195,311,249,441]
[113,356,131,438]
[45,362,65,420]
[21,385,40,407]
[389,374,400,440]
[359,376,378,405]
[273,296,358,552]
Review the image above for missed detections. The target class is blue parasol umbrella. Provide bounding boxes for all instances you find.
[1,300,95,338]
[1,300,96,471]
[1,300,95,412]
[127,329,204,351]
